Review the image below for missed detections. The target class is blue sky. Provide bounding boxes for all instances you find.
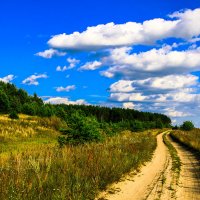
[1,0,200,126]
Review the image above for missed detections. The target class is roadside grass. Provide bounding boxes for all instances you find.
[0,115,157,200]
[163,133,181,188]
[170,129,200,152]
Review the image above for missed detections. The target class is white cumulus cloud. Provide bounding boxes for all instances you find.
[35,48,66,58]
[110,80,135,93]
[55,85,76,92]
[0,75,15,83]
[123,102,134,109]
[79,61,102,71]
[110,92,147,102]
[22,74,48,85]
[45,97,87,105]
[48,8,200,51]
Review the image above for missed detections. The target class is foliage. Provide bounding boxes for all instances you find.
[9,111,19,119]
[180,121,195,131]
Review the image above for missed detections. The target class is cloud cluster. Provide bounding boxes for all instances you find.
[109,72,200,122]
[100,45,200,79]
[35,49,66,58]
[48,8,200,51]
[67,58,80,69]
[22,74,48,85]
[55,85,76,92]
[0,75,15,83]
[109,74,198,92]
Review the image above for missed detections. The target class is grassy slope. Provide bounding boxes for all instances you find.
[0,115,157,200]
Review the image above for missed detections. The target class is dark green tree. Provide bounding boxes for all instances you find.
[22,103,36,116]
[180,121,195,131]
[58,111,103,145]
[18,88,28,104]
[155,119,164,129]
[10,96,21,113]
[0,90,10,113]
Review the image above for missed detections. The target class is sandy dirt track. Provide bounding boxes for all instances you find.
[169,136,200,200]
[97,131,200,200]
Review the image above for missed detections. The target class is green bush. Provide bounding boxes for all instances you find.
[9,111,19,119]
[180,121,195,131]
[58,111,103,146]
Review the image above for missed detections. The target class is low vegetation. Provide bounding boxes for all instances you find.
[170,129,200,152]
[163,133,181,187]
[0,115,157,200]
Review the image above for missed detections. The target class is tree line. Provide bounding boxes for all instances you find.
[0,81,171,142]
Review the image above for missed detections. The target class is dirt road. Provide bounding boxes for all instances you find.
[97,131,200,200]
[169,136,200,200]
